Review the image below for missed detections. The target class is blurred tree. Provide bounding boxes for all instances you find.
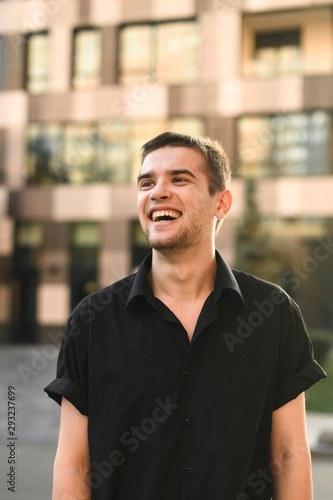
[233,177,283,284]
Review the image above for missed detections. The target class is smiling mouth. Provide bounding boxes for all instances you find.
[151,210,182,222]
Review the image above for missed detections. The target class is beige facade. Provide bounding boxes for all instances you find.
[0,0,332,342]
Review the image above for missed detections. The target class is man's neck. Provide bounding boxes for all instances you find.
[149,243,217,304]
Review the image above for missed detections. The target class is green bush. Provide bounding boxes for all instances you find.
[308,328,333,366]
[306,348,333,413]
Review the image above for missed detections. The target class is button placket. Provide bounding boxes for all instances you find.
[179,363,196,485]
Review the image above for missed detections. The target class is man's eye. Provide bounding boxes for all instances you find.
[140,181,153,188]
[173,177,186,183]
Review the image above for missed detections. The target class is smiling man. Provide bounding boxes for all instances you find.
[45,132,326,500]
[137,146,225,254]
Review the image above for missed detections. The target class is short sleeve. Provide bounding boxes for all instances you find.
[44,303,89,415]
[273,295,327,411]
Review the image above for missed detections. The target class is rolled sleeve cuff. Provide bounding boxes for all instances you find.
[44,378,88,416]
[273,359,327,411]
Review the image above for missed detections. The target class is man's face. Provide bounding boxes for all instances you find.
[137,146,223,253]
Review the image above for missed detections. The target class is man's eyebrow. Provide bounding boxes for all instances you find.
[169,169,197,179]
[137,168,197,184]
[137,170,155,184]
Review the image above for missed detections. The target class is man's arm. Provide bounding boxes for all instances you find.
[270,392,313,500]
[52,397,91,500]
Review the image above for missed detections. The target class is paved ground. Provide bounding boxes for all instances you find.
[0,345,332,499]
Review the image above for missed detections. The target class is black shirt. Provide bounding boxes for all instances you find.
[45,251,326,500]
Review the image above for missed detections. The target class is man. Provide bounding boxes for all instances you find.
[45,131,326,500]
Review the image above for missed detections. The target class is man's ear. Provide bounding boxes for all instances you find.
[215,189,233,220]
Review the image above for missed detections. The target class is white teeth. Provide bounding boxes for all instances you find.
[152,210,181,221]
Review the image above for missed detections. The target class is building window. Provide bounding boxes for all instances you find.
[70,223,101,308]
[27,117,204,185]
[99,116,204,183]
[168,117,204,136]
[26,31,49,94]
[12,222,44,342]
[27,123,64,185]
[16,222,44,248]
[253,29,302,77]
[131,220,150,269]
[119,20,200,85]
[63,124,99,183]
[72,27,102,90]
[237,111,331,177]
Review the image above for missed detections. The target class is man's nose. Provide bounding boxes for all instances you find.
[149,181,170,200]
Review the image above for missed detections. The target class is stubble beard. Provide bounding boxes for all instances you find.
[143,220,206,254]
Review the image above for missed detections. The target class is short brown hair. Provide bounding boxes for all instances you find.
[140,131,231,195]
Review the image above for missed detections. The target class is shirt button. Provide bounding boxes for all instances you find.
[186,466,194,474]
[185,417,192,425]
[176,325,182,332]
[184,370,191,377]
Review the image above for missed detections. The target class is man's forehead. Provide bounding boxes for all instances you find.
[140,145,207,175]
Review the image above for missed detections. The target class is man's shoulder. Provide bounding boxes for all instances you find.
[231,267,287,302]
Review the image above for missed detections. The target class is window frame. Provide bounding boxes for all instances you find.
[118,17,199,86]
[27,117,205,186]
[25,30,49,95]
[71,26,102,90]
[236,111,332,178]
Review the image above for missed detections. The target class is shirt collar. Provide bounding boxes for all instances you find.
[213,250,245,305]
[124,250,245,313]
[124,253,155,313]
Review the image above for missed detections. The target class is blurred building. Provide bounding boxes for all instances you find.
[0,0,332,342]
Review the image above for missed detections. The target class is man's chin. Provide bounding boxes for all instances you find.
[149,240,179,252]
[145,233,185,252]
